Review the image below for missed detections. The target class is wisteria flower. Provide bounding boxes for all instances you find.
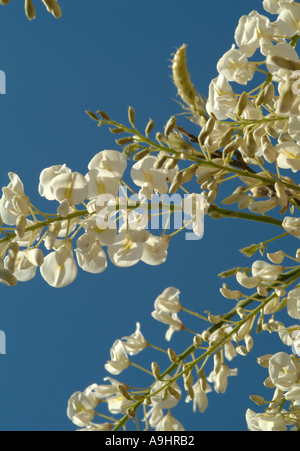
[88,150,127,179]
[104,339,131,375]
[121,322,148,355]
[67,392,95,428]
[40,245,78,288]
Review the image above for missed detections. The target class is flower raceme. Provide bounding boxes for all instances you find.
[3,0,300,433]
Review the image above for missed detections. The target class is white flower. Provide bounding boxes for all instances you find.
[49,171,88,206]
[185,379,212,413]
[277,4,300,37]
[151,311,184,341]
[234,11,274,57]
[130,156,169,200]
[263,0,294,15]
[274,142,300,172]
[154,287,182,314]
[0,173,30,225]
[141,234,169,266]
[251,260,284,284]
[269,352,300,391]
[67,392,95,428]
[155,413,185,431]
[287,287,300,319]
[217,46,255,85]
[266,42,299,82]
[104,340,131,375]
[85,168,119,199]
[285,383,300,400]
[108,231,143,267]
[106,394,133,415]
[144,407,164,428]
[40,245,78,288]
[206,75,237,120]
[83,384,101,409]
[150,375,181,409]
[11,249,44,282]
[39,165,71,201]
[246,409,287,431]
[282,216,300,238]
[121,322,148,355]
[84,216,117,246]
[207,363,238,394]
[88,150,127,180]
[93,377,124,399]
[75,238,107,274]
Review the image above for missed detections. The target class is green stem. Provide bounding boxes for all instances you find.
[208,205,283,228]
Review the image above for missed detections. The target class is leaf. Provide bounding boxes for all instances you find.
[239,244,259,257]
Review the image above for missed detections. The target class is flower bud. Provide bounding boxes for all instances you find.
[1,0,11,4]
[167,348,178,364]
[245,335,253,353]
[153,155,168,169]
[97,110,111,121]
[116,137,134,146]
[145,119,155,135]
[0,269,17,286]
[165,158,179,170]
[199,117,215,142]
[245,132,257,158]
[207,188,218,202]
[275,180,288,208]
[168,386,181,400]
[213,352,221,374]
[133,149,150,161]
[218,128,234,148]
[128,106,135,125]
[257,354,273,368]
[220,285,242,299]
[109,127,125,134]
[256,84,275,106]
[236,345,247,356]
[267,251,284,264]
[151,362,161,381]
[193,335,203,348]
[181,164,198,184]
[169,172,182,194]
[86,111,99,121]
[249,395,265,406]
[164,116,177,137]
[201,330,210,342]
[248,197,279,214]
[117,385,132,400]
[0,215,3,228]
[276,79,297,114]
[237,308,248,320]
[25,0,36,20]
[199,369,207,392]
[15,215,27,239]
[42,0,62,18]
[205,310,222,324]
[237,92,248,116]
[271,55,300,71]
[238,192,250,210]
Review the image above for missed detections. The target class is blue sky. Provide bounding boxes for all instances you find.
[0,0,297,431]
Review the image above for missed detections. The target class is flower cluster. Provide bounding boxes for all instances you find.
[4,0,300,432]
